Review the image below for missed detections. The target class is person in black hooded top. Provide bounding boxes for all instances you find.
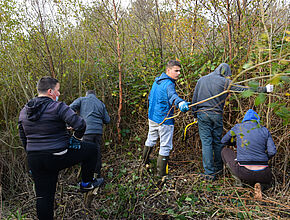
[18,76,103,220]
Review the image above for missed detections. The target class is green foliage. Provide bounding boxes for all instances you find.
[241,90,254,98]
[0,0,289,219]
[121,128,130,137]
[6,209,27,220]
[230,130,236,136]
[274,106,289,125]
[270,75,281,85]
[255,93,266,106]
[242,61,253,70]
[269,102,289,125]
[248,80,259,89]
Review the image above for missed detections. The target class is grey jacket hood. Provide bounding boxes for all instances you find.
[192,63,247,115]
[209,63,232,77]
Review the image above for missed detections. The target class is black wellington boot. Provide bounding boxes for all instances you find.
[157,155,168,177]
[142,146,153,165]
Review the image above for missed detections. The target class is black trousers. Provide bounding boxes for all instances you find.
[83,134,102,176]
[221,148,272,185]
[27,142,97,220]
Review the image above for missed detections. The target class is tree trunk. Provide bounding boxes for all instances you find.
[36,0,56,78]
[190,0,198,55]
[226,0,232,60]
[173,0,179,56]
[112,0,123,143]
[154,0,163,63]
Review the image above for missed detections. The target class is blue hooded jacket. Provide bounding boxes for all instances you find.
[148,73,184,125]
[221,109,277,165]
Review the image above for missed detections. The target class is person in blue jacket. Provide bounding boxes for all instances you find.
[70,90,110,178]
[18,77,103,220]
[192,63,273,180]
[221,109,276,186]
[142,60,190,177]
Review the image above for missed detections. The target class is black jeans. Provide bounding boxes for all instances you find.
[83,134,102,176]
[27,142,97,220]
[221,148,272,185]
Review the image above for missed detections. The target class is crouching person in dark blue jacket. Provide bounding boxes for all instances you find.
[221,109,277,189]
[18,77,103,220]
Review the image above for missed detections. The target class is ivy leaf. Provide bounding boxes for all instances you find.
[242,90,254,98]
[255,93,266,106]
[248,80,259,88]
[281,76,289,83]
[275,106,289,125]
[243,61,252,69]
[185,197,192,202]
[269,75,281,85]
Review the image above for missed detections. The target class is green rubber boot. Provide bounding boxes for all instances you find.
[142,146,153,165]
[157,155,168,177]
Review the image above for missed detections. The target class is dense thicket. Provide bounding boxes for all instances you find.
[0,0,289,219]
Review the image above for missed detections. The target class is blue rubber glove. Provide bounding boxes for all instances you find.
[178,101,190,112]
[69,136,81,149]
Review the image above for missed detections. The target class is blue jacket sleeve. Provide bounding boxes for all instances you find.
[221,127,236,146]
[69,98,81,112]
[266,130,276,159]
[167,83,184,107]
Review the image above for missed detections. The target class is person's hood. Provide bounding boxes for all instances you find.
[155,72,175,85]
[25,96,53,121]
[242,109,260,123]
[86,93,96,98]
[210,63,232,77]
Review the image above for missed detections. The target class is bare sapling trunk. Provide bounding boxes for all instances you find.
[226,0,232,60]
[36,0,56,78]
[190,0,198,55]
[112,0,123,143]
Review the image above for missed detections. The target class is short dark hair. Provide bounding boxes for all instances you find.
[37,76,59,94]
[166,60,181,69]
[86,90,96,95]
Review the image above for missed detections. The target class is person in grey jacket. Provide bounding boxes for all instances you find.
[70,90,110,178]
[192,63,273,180]
[221,109,276,186]
[18,77,103,220]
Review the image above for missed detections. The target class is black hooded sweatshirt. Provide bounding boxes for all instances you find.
[18,96,86,151]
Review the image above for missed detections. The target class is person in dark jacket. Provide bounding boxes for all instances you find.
[221,109,276,186]
[70,90,110,178]
[192,63,273,180]
[18,77,103,220]
[142,60,190,177]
